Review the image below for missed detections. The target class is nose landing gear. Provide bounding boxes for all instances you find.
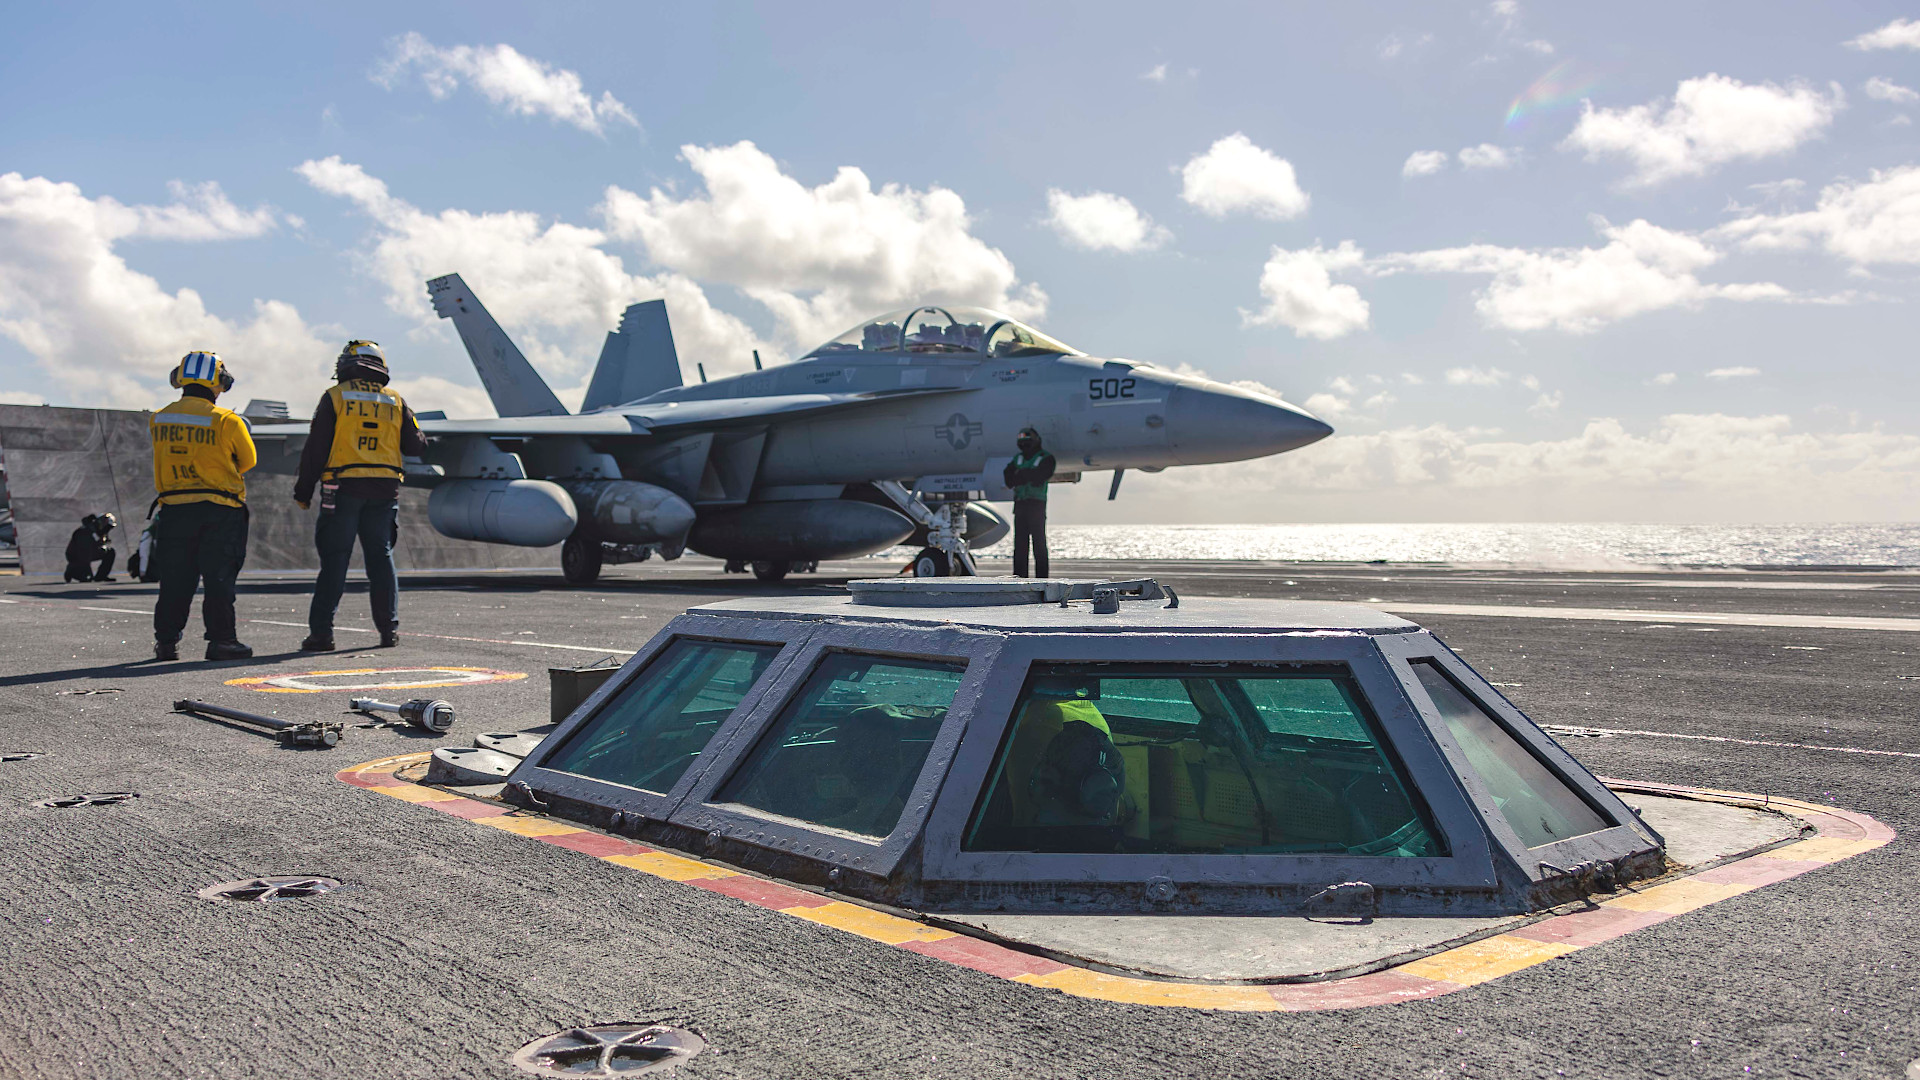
[875,480,978,578]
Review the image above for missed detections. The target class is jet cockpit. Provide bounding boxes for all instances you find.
[805,306,1080,360]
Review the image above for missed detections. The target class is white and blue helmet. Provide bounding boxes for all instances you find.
[170,350,234,393]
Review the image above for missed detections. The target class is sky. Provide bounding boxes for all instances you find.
[3,1,1918,524]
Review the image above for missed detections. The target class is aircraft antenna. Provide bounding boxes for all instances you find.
[753,350,763,371]
[697,363,708,383]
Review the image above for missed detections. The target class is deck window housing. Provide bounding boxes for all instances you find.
[541,639,780,794]
[1412,661,1610,848]
[716,653,967,839]
[964,664,1441,857]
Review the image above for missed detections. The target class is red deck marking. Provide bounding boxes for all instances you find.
[1508,906,1672,947]
[899,935,1072,979]
[695,875,836,910]
[1268,970,1457,1010]
[343,757,1897,1012]
[544,831,654,858]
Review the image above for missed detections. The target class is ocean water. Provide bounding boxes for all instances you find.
[967,523,1920,568]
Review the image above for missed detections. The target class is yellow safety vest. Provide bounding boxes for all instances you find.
[151,397,254,508]
[324,380,406,481]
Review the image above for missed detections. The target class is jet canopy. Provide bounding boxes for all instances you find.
[805,306,1079,359]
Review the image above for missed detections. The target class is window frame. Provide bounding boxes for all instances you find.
[509,615,808,822]
[921,632,1499,890]
[665,621,1000,880]
[1374,633,1664,877]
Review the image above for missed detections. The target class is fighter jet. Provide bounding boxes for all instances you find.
[253,274,1332,582]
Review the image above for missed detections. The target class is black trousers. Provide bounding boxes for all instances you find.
[64,548,114,582]
[153,501,248,644]
[1013,499,1048,578]
[308,495,399,635]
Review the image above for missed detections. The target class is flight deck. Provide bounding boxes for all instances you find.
[1,559,1914,1079]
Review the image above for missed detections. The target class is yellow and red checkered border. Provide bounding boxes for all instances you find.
[338,756,1893,1012]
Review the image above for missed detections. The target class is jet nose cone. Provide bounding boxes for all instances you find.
[1166,384,1334,466]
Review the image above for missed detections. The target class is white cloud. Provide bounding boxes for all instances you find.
[1043,189,1171,253]
[1847,18,1920,51]
[598,140,1046,352]
[385,373,498,419]
[1241,242,1370,340]
[1863,77,1919,104]
[1401,372,1426,385]
[1648,372,1678,386]
[298,155,771,387]
[1446,366,1509,386]
[1143,63,1167,82]
[0,390,46,405]
[0,173,328,409]
[1716,165,1920,266]
[1706,366,1760,379]
[1562,75,1843,186]
[1179,134,1310,221]
[1522,39,1555,56]
[1377,33,1432,60]
[374,32,637,136]
[1374,218,1787,333]
[1457,144,1516,170]
[1402,150,1449,178]
[1528,390,1563,413]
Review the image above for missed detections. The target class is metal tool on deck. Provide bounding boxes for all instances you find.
[174,700,344,748]
[349,697,456,733]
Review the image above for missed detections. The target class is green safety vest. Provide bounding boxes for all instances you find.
[1012,451,1049,502]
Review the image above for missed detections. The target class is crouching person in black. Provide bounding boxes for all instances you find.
[64,513,118,582]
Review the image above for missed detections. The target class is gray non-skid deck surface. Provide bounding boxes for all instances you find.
[936,795,1804,983]
[2,559,1916,1079]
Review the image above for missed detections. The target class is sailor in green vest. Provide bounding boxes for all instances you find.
[1000,427,1056,578]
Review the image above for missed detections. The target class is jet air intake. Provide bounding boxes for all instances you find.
[428,479,578,547]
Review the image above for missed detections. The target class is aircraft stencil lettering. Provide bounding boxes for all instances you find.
[935,413,984,450]
[245,276,1333,582]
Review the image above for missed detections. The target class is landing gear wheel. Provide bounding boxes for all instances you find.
[561,537,603,584]
[912,547,951,577]
[751,560,790,582]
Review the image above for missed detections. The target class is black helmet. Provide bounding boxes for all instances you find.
[335,340,389,381]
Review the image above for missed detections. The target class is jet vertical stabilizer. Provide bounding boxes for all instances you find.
[582,299,683,411]
[427,273,569,417]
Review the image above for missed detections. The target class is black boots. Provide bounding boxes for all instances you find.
[154,640,179,661]
[299,634,336,652]
[379,630,398,648]
[205,640,254,661]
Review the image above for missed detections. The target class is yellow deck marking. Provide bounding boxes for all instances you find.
[474,814,584,838]
[379,784,466,804]
[1398,936,1577,986]
[1014,969,1282,1012]
[1604,878,1752,914]
[1757,836,1869,862]
[783,901,957,945]
[605,851,739,881]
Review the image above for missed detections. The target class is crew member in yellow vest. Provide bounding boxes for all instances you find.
[293,340,426,651]
[149,350,257,661]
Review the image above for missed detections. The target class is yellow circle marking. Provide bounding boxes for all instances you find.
[226,666,527,693]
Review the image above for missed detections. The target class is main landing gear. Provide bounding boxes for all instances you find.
[873,480,978,578]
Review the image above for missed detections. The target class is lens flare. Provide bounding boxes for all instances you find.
[1506,60,1603,131]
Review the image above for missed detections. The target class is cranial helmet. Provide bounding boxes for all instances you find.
[336,339,388,380]
[97,512,117,531]
[170,350,234,394]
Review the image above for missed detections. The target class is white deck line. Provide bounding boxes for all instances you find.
[1377,601,1920,633]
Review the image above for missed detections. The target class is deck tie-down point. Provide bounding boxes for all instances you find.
[197,876,343,902]
[512,1024,706,1077]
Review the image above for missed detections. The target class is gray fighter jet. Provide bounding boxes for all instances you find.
[254,274,1332,582]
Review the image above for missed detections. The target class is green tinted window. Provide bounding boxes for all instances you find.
[1413,662,1609,848]
[964,664,1442,857]
[542,639,780,794]
[717,654,966,839]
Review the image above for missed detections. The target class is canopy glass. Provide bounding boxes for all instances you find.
[804,306,1078,359]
